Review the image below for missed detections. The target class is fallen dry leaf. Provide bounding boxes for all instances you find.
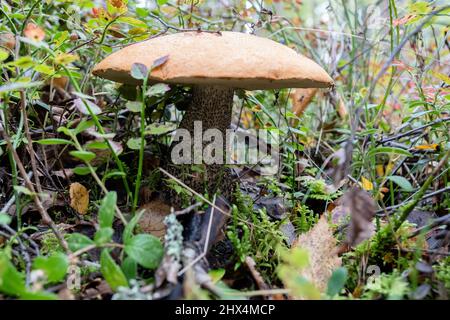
[138,199,171,238]
[361,176,374,191]
[414,143,439,151]
[69,182,89,215]
[293,216,341,292]
[343,187,376,246]
[290,88,318,117]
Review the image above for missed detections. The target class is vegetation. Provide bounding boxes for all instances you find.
[0,0,449,300]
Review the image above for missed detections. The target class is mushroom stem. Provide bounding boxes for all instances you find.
[179,85,234,135]
[168,85,235,204]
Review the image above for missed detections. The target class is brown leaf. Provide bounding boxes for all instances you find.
[69,182,89,215]
[329,142,353,188]
[290,88,318,117]
[293,216,341,292]
[343,187,376,246]
[138,199,171,238]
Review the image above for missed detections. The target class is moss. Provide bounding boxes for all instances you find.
[291,203,319,233]
[40,232,64,255]
[434,257,450,292]
[227,189,288,280]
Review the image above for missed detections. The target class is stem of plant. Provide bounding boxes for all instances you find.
[393,149,450,231]
[37,42,132,203]
[62,67,133,203]
[133,74,149,214]
[70,134,127,225]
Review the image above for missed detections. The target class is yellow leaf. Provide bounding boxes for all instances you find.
[69,182,89,215]
[375,164,384,177]
[433,72,450,85]
[361,177,373,191]
[414,143,439,151]
[54,53,78,65]
[251,104,262,112]
[386,161,395,175]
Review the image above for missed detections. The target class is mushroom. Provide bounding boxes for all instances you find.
[93,31,333,202]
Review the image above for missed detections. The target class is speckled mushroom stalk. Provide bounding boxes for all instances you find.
[169,85,236,203]
[92,31,334,205]
[178,86,234,139]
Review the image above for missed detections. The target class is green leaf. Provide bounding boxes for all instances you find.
[121,256,137,280]
[127,138,145,150]
[146,83,170,97]
[125,101,142,113]
[130,63,148,80]
[98,191,117,229]
[94,227,114,245]
[34,64,54,75]
[13,186,35,196]
[10,56,34,68]
[0,81,43,93]
[0,49,9,62]
[100,249,128,291]
[367,147,413,158]
[0,251,27,296]
[385,175,414,192]
[123,209,145,244]
[73,166,94,175]
[86,141,109,150]
[57,126,74,138]
[117,16,147,28]
[20,291,58,300]
[36,138,73,145]
[67,233,95,252]
[124,234,163,270]
[208,269,226,284]
[326,267,348,297]
[69,150,96,162]
[103,170,126,181]
[73,119,95,136]
[0,214,12,225]
[145,123,176,136]
[32,252,69,283]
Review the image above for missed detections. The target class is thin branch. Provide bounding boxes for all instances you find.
[1,128,70,253]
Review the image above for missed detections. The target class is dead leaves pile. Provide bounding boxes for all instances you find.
[292,216,341,293]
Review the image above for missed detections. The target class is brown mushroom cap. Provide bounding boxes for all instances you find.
[93,31,333,90]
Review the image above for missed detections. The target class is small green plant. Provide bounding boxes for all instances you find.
[362,271,410,300]
[291,203,319,233]
[300,177,342,202]
[227,189,287,279]
[434,257,450,292]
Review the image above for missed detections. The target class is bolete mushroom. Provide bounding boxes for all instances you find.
[93,31,333,203]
